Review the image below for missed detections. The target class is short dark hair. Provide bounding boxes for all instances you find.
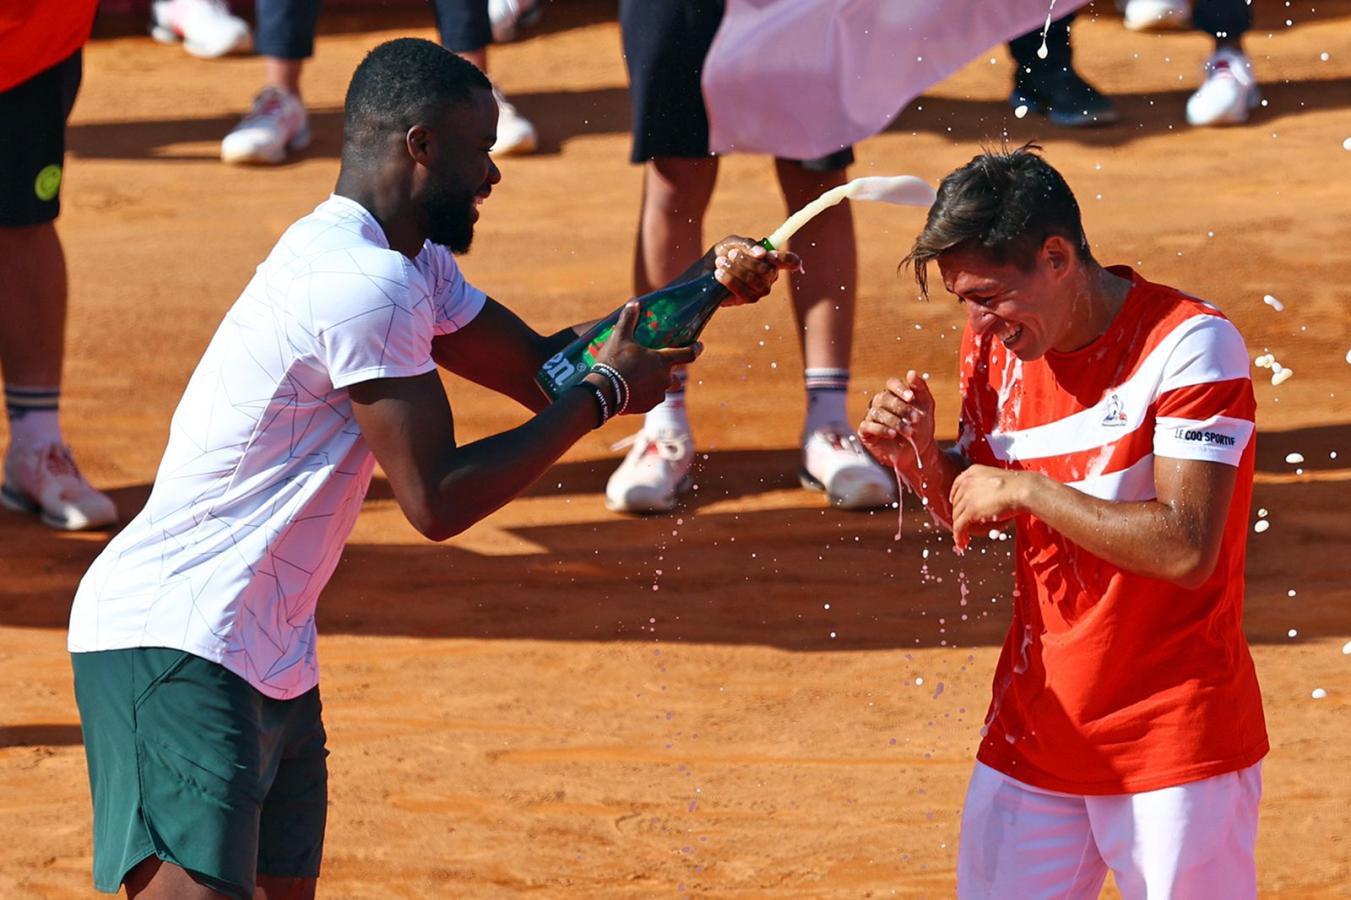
[343,37,492,156]
[902,143,1093,299]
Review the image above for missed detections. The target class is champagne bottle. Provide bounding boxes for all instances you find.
[534,238,775,401]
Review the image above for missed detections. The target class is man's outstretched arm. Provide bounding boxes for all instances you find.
[949,455,1239,587]
[353,303,699,541]
[349,367,599,540]
[431,237,798,412]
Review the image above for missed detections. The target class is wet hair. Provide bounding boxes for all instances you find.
[343,37,491,158]
[901,142,1093,299]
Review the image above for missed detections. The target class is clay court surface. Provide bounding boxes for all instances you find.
[2,2,1349,896]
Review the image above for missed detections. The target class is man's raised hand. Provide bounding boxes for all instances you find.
[859,370,935,474]
[709,236,801,307]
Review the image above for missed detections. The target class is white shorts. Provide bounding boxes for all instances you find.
[957,761,1262,900]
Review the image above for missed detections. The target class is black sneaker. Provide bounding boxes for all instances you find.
[1011,69,1120,128]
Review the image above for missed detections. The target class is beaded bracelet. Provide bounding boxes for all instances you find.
[591,363,630,415]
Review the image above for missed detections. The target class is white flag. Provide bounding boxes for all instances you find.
[702,0,1090,160]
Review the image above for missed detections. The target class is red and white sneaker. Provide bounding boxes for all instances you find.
[150,0,252,59]
[800,424,896,510]
[1,443,118,531]
[604,429,694,513]
[1186,48,1260,127]
[221,87,311,165]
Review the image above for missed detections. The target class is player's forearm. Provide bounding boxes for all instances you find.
[421,386,601,539]
[1020,476,1217,586]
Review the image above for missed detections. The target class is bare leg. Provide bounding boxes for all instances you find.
[772,160,857,372]
[634,155,719,294]
[457,47,488,72]
[603,155,718,513]
[262,58,303,98]
[773,161,891,509]
[255,874,318,899]
[0,222,66,391]
[122,857,317,899]
[123,857,231,899]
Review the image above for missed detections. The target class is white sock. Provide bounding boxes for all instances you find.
[5,386,63,452]
[804,368,849,433]
[643,369,690,435]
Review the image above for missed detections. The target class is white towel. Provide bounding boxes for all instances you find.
[703,0,1090,160]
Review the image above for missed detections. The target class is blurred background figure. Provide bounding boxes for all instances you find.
[220,0,538,165]
[1008,11,1119,128]
[149,0,252,59]
[605,0,896,515]
[0,0,118,530]
[1122,0,1260,126]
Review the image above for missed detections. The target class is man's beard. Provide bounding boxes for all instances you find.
[425,182,475,254]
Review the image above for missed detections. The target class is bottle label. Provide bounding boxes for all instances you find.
[539,351,582,391]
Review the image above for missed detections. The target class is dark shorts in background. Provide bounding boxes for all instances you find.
[72,648,328,899]
[257,0,492,59]
[619,0,852,171]
[0,50,82,227]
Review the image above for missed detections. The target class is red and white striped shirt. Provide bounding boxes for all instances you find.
[958,266,1268,794]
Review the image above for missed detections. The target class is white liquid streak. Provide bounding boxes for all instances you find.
[891,435,923,541]
[768,176,936,249]
[1037,0,1059,59]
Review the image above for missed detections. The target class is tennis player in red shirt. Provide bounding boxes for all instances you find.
[861,144,1266,899]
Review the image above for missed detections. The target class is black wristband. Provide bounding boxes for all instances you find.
[581,383,610,428]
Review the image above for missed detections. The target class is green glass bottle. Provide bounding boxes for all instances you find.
[535,238,776,401]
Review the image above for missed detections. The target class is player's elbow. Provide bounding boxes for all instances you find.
[1159,545,1219,589]
[403,501,471,543]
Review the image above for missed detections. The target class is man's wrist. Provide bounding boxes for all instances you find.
[580,371,616,406]
[1013,470,1045,517]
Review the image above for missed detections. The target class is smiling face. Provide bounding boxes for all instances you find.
[937,237,1080,360]
[415,86,501,253]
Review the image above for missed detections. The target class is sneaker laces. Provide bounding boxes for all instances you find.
[43,444,81,481]
[242,87,294,126]
[808,427,876,465]
[1204,50,1255,87]
[611,430,692,462]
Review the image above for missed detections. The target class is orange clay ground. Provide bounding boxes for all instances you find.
[2,2,1349,896]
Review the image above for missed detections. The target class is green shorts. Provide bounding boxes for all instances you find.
[71,648,328,899]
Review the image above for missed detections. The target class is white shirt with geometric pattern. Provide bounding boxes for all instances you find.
[69,195,486,699]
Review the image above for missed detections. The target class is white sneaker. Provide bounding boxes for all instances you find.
[1122,0,1191,31]
[221,87,310,165]
[605,429,694,513]
[491,86,538,156]
[1186,48,1260,127]
[150,0,252,59]
[1,443,118,531]
[488,0,542,43]
[800,424,896,510]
